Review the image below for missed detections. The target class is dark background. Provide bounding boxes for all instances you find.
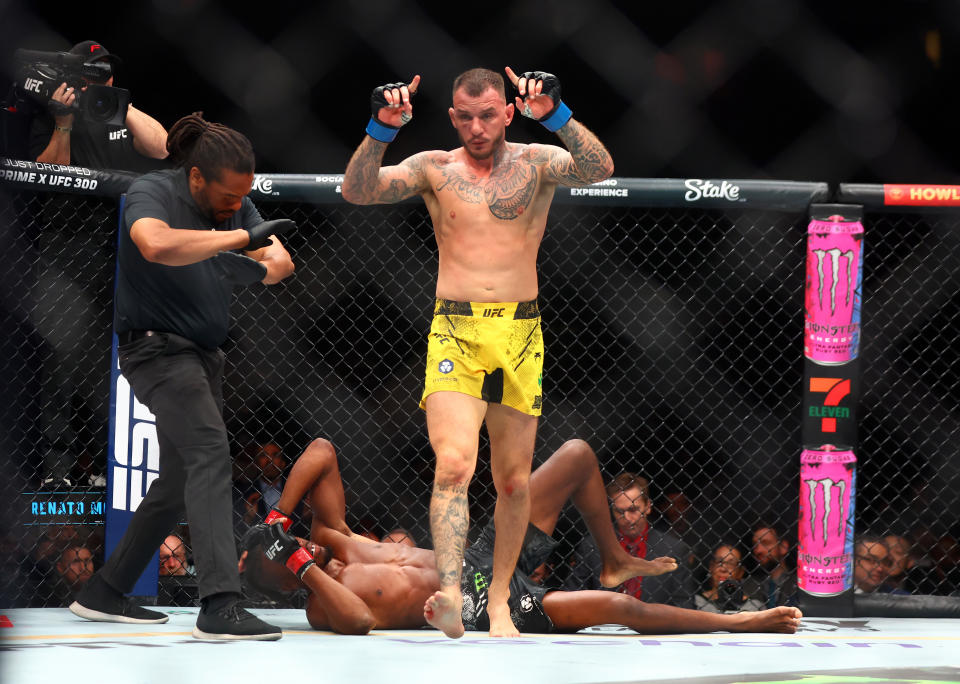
[3,0,959,183]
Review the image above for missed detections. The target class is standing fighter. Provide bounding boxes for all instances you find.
[69,112,296,640]
[342,67,614,637]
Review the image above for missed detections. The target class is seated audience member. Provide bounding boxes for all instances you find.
[381,528,417,547]
[22,525,83,605]
[884,534,921,593]
[157,533,198,606]
[159,534,193,576]
[746,523,798,607]
[695,543,764,614]
[656,490,705,565]
[240,437,800,636]
[563,471,695,607]
[237,441,288,528]
[853,535,907,594]
[51,544,96,606]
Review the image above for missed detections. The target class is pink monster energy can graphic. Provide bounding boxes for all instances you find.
[798,446,856,596]
[804,217,864,365]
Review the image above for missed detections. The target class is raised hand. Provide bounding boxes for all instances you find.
[367,75,421,142]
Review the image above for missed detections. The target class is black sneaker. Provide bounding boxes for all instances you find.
[69,575,169,624]
[193,602,282,641]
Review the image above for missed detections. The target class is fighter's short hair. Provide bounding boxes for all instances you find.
[452,68,506,101]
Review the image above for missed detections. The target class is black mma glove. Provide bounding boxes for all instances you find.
[516,70,572,132]
[241,523,272,555]
[245,218,296,251]
[211,251,267,286]
[263,522,315,580]
[366,81,416,143]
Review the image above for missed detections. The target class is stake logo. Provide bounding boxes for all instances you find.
[808,377,851,432]
[811,248,855,315]
[803,477,848,545]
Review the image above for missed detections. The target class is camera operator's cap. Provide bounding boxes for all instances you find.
[69,40,122,70]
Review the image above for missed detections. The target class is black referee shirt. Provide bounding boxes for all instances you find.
[114,168,263,349]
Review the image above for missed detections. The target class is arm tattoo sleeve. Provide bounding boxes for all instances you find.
[343,141,426,204]
[551,120,615,186]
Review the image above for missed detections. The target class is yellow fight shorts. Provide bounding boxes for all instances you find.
[420,298,544,416]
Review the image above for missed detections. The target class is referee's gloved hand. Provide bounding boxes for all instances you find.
[212,250,267,286]
[245,218,296,251]
[263,523,315,580]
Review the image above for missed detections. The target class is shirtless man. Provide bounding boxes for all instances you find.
[342,66,614,638]
[241,438,802,637]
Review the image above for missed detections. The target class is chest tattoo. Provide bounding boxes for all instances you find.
[435,160,538,221]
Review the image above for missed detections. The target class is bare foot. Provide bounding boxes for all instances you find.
[732,606,803,634]
[424,589,465,639]
[486,601,519,638]
[600,555,678,588]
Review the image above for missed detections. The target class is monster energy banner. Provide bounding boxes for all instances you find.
[799,204,864,615]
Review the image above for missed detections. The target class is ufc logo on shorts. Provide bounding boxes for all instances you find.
[112,373,159,512]
[482,307,505,318]
[804,478,848,545]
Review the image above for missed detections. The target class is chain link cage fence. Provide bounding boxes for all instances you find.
[1,166,958,612]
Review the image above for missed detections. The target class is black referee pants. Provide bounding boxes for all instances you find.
[100,332,240,600]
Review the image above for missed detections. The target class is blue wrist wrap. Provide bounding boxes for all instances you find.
[366,117,398,143]
[539,101,572,132]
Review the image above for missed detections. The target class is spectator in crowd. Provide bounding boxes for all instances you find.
[887,532,945,594]
[746,523,797,608]
[158,534,192,577]
[241,437,802,636]
[656,489,713,567]
[563,471,695,607]
[853,535,897,594]
[41,543,97,606]
[56,544,95,590]
[884,534,917,593]
[239,441,288,528]
[695,543,764,613]
[158,533,198,607]
[29,40,168,171]
[21,525,83,601]
[382,528,417,547]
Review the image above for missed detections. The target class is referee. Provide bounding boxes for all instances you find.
[70,112,295,640]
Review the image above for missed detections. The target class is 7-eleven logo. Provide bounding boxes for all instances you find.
[809,378,851,432]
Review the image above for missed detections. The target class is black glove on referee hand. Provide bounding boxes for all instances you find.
[212,251,267,286]
[245,218,296,251]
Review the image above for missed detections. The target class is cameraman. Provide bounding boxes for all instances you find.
[29,40,168,171]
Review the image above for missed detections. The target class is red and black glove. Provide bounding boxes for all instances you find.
[263,522,315,580]
[264,506,293,532]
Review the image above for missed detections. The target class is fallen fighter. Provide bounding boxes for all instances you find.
[241,438,802,636]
